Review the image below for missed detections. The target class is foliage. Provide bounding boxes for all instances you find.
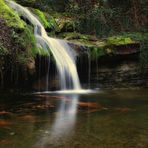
[65,0,147,37]
[57,19,75,32]
[77,7,116,36]
[32,8,58,32]
[0,0,24,29]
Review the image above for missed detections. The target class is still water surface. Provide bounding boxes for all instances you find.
[0,89,148,148]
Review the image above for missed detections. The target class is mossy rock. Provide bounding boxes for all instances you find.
[59,32,90,40]
[14,25,49,65]
[0,0,49,65]
[120,32,148,42]
[0,0,24,30]
[107,36,133,45]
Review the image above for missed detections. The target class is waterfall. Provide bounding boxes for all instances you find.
[6,0,81,90]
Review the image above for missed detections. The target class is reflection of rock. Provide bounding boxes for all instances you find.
[0,119,12,126]
[32,104,54,110]
[78,101,105,113]
[19,115,37,123]
[78,102,101,109]
[114,107,131,113]
[32,75,60,91]
[0,111,13,116]
[0,139,13,145]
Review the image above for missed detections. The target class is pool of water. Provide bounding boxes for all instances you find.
[0,89,148,148]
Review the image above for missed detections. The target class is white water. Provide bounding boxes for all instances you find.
[34,89,95,95]
[6,0,81,90]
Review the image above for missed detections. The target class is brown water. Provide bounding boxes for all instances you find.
[0,89,148,148]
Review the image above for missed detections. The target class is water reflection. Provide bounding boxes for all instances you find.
[51,94,78,138]
[1,90,148,148]
[36,94,79,147]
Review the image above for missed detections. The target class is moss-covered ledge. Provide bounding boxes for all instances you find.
[58,32,142,61]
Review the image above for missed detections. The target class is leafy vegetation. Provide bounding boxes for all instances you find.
[67,0,147,37]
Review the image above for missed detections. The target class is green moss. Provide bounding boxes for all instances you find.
[121,32,148,42]
[14,25,49,64]
[107,36,133,45]
[60,32,91,40]
[59,32,102,47]
[0,0,24,29]
[33,9,49,28]
[32,9,58,30]
[90,47,105,59]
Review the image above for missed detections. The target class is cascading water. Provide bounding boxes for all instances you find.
[6,0,81,90]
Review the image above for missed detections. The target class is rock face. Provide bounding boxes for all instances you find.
[90,53,148,89]
[32,43,148,90]
[75,41,148,89]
